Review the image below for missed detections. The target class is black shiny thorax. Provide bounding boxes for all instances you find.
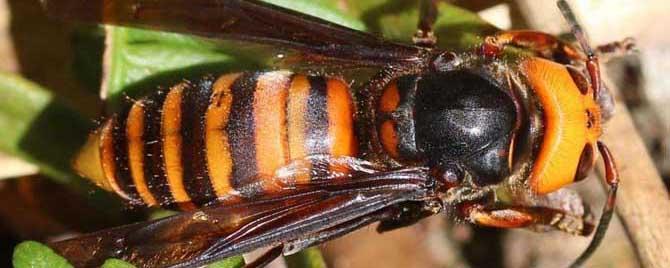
[377,70,518,186]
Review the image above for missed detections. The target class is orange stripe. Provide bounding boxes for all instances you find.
[254,71,292,192]
[206,73,241,198]
[379,120,399,159]
[379,81,400,113]
[99,119,126,197]
[326,79,357,157]
[162,84,191,203]
[287,75,311,184]
[126,101,158,206]
[287,75,309,160]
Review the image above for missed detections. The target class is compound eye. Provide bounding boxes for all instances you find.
[574,143,595,181]
[566,66,592,97]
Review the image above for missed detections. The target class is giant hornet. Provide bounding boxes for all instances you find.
[40,0,629,267]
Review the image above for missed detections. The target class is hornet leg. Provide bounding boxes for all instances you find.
[595,37,637,61]
[463,204,595,236]
[480,30,584,63]
[413,0,438,47]
[569,142,619,268]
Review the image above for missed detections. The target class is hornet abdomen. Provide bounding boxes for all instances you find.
[74,71,358,208]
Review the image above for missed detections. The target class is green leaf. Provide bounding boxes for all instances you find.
[84,253,246,268]
[0,71,91,185]
[206,256,246,268]
[101,259,136,268]
[285,247,327,268]
[71,26,106,94]
[104,27,244,108]
[12,241,73,268]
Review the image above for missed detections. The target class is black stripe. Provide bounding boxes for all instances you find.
[111,110,141,204]
[142,91,174,207]
[181,77,217,205]
[305,76,330,179]
[228,72,260,196]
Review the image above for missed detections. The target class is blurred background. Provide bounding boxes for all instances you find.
[0,0,668,267]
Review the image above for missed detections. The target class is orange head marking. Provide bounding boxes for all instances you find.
[521,57,602,194]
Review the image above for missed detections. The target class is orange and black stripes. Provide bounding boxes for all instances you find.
[377,76,420,162]
[126,101,158,206]
[98,120,123,195]
[287,75,311,184]
[162,85,190,205]
[181,77,217,205]
[206,74,240,201]
[76,71,359,209]
[111,109,142,203]
[142,90,174,207]
[228,73,261,195]
[252,72,292,192]
[378,81,401,159]
[326,79,358,170]
[305,76,330,154]
[305,76,332,178]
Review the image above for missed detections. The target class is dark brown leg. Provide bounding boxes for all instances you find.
[595,37,637,61]
[558,3,620,263]
[244,245,283,268]
[413,0,438,47]
[557,0,603,99]
[462,142,618,267]
[480,29,601,99]
[463,204,594,236]
[569,142,619,268]
[483,1,610,104]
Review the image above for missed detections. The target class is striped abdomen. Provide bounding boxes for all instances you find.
[74,71,358,208]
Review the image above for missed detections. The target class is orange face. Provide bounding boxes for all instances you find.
[520,57,602,194]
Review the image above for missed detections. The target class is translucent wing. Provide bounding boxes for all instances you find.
[41,0,425,68]
[49,166,430,267]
